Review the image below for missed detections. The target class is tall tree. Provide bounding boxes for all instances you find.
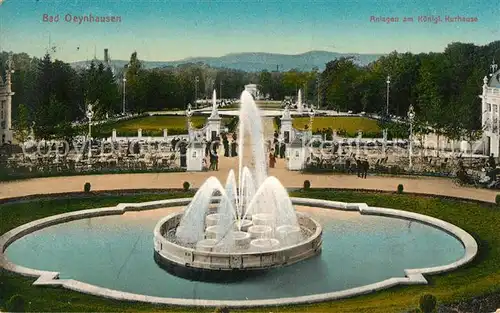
[13,103,29,143]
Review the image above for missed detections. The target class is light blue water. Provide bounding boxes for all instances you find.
[5,207,465,300]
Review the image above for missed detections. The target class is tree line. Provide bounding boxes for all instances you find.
[1,40,499,141]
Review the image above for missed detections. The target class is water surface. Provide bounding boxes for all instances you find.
[5,206,465,300]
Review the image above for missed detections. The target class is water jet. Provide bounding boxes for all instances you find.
[153,90,323,280]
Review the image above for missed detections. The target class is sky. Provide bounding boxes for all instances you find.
[0,0,499,62]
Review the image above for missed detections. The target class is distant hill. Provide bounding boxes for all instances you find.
[71,51,384,72]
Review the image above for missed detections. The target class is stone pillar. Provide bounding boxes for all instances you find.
[280,112,293,144]
[112,129,117,140]
[482,76,488,130]
[163,128,168,140]
[206,116,221,141]
[1,56,14,143]
[138,128,142,138]
[287,140,307,170]
[186,142,204,171]
[382,129,388,154]
[357,131,362,155]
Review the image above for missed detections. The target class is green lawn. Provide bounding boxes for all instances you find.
[95,115,233,137]
[1,190,499,312]
[291,116,381,136]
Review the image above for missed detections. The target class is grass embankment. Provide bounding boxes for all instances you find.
[95,115,232,137]
[291,116,381,136]
[1,190,499,312]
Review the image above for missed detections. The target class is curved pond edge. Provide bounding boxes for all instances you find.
[0,197,478,308]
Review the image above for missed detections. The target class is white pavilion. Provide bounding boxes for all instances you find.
[480,60,500,156]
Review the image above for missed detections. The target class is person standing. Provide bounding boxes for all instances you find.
[280,142,286,159]
[356,158,362,177]
[488,153,496,169]
[214,151,219,171]
[231,140,238,157]
[345,158,351,174]
[208,151,213,170]
[205,140,211,157]
[362,159,369,179]
[223,134,229,157]
[179,141,187,168]
[269,151,276,168]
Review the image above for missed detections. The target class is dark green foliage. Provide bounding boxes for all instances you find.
[5,41,499,142]
[5,294,25,312]
[183,181,190,191]
[397,184,404,193]
[303,180,311,190]
[419,294,437,313]
[83,182,91,193]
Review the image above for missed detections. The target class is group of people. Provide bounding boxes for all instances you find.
[222,133,238,158]
[170,137,182,151]
[203,133,240,171]
[345,156,370,178]
[268,133,287,168]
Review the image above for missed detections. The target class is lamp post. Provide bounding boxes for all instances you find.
[407,104,415,170]
[186,103,193,141]
[219,81,223,101]
[194,76,199,109]
[122,77,127,115]
[86,103,94,160]
[386,75,391,116]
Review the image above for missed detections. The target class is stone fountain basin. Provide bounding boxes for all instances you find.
[205,225,229,239]
[205,213,222,227]
[233,231,251,246]
[252,213,274,226]
[276,225,302,244]
[154,211,322,272]
[247,225,273,239]
[196,239,219,252]
[233,219,253,232]
[250,238,281,251]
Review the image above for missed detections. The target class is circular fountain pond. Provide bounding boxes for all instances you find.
[2,200,474,304]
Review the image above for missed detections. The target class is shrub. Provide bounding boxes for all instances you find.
[6,294,25,312]
[214,307,230,313]
[303,180,311,190]
[183,181,190,191]
[419,294,437,313]
[389,165,402,175]
[84,182,91,193]
[397,184,404,194]
[496,194,500,205]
